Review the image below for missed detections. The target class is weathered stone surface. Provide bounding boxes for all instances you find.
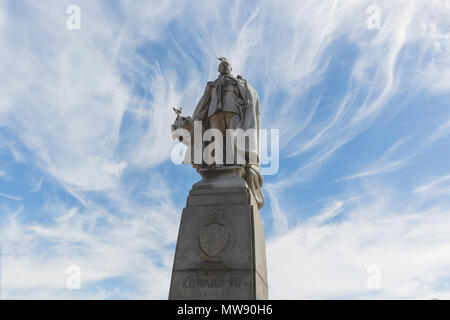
[169,166,268,300]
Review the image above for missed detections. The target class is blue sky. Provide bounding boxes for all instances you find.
[0,0,450,299]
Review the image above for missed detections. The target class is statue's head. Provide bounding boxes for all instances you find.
[218,57,232,75]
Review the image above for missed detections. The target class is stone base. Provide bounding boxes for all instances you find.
[169,166,268,300]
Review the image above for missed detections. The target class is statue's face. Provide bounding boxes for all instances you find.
[218,61,232,74]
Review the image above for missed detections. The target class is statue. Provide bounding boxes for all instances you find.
[171,58,264,209]
[169,58,269,300]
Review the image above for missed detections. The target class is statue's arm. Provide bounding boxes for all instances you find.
[236,78,249,106]
[192,83,211,121]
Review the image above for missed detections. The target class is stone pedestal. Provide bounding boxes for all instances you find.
[169,166,268,300]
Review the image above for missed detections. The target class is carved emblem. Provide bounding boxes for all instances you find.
[196,208,234,259]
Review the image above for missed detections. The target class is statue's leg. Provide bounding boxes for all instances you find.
[208,113,226,165]
[209,113,225,132]
[224,112,240,165]
[227,112,240,130]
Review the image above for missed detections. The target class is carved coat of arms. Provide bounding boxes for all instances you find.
[196,208,235,259]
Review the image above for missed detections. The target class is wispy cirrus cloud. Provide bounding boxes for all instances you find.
[0,0,449,300]
[338,138,414,181]
[413,174,450,196]
[267,184,450,299]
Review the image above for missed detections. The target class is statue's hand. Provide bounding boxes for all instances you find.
[173,106,183,116]
[171,115,193,145]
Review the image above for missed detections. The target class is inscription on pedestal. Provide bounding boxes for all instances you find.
[181,277,247,289]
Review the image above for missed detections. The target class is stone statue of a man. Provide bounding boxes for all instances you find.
[193,58,243,136]
[172,58,265,208]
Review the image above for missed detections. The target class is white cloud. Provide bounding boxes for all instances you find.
[264,185,289,235]
[0,192,21,201]
[0,1,184,298]
[0,1,5,36]
[0,175,179,299]
[0,2,131,191]
[426,120,450,145]
[413,1,450,94]
[339,138,415,181]
[413,174,450,197]
[267,187,450,299]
